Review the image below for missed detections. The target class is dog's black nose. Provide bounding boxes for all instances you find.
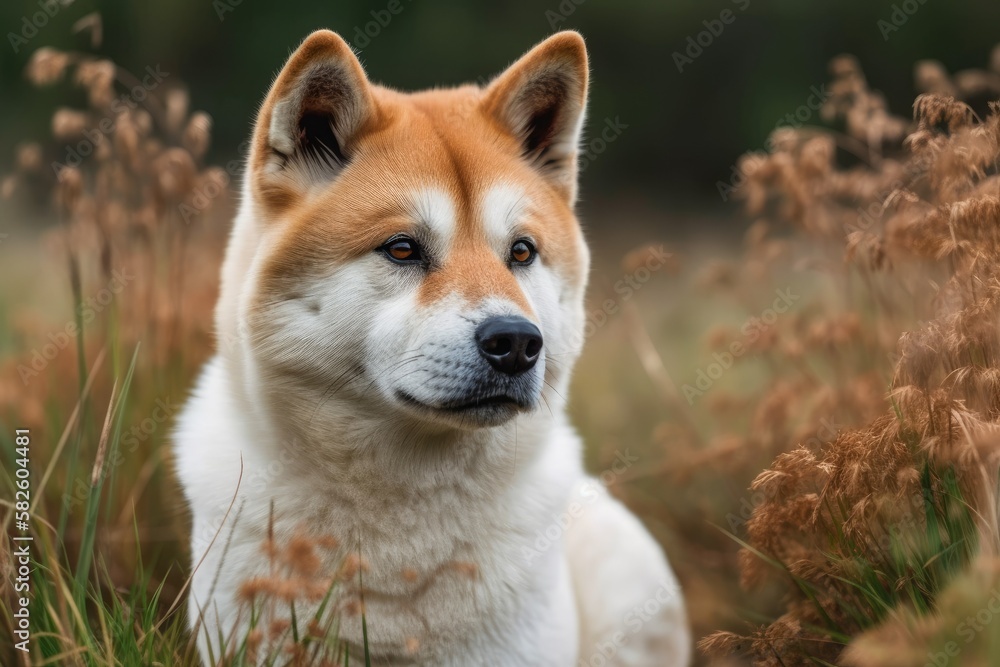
[476,316,543,376]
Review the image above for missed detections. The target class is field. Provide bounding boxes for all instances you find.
[4,26,1000,667]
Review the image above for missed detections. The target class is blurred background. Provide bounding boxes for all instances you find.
[2,0,999,235]
[4,1,1000,665]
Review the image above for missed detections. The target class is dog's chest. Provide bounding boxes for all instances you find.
[263,472,566,663]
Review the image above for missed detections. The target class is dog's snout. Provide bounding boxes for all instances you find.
[476,316,543,376]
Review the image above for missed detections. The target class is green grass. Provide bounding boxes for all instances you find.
[1,344,200,665]
[0,247,370,664]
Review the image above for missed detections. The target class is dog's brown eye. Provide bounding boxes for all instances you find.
[381,236,424,264]
[389,242,414,260]
[511,240,536,265]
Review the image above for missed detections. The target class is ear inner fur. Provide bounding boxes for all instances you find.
[482,31,589,204]
[250,30,377,213]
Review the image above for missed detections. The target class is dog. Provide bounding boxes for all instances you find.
[173,29,690,666]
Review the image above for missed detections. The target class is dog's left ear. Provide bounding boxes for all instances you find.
[483,31,589,204]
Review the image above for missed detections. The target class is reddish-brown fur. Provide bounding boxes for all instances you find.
[247,31,588,316]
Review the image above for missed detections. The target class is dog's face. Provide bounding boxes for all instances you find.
[228,31,590,435]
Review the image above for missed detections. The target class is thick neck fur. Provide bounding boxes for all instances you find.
[230,347,567,501]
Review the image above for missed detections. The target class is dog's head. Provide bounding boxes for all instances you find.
[220,30,590,435]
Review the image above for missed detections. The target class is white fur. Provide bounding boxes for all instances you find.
[481,183,529,246]
[175,44,689,666]
[410,186,457,244]
[176,192,689,667]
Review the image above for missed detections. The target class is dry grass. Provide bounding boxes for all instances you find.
[687,48,1000,665]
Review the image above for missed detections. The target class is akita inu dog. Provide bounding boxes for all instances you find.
[174,29,689,666]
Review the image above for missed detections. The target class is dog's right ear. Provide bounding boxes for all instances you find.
[250,30,376,212]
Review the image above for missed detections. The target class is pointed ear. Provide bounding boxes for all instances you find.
[482,31,589,203]
[250,30,376,211]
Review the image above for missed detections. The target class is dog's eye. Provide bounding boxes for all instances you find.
[510,240,536,266]
[380,236,424,264]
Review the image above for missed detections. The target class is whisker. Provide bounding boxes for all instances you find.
[539,391,555,419]
[543,378,567,404]
[309,348,426,426]
[360,353,426,396]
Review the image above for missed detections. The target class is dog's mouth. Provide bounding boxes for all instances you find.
[395,390,531,425]
[396,390,530,412]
